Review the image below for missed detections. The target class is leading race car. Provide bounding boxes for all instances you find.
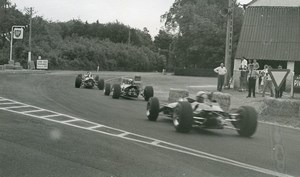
[104,76,154,101]
[75,72,104,90]
[146,91,258,137]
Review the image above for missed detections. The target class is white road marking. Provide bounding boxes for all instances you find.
[21,109,45,114]
[117,132,130,137]
[0,96,293,177]
[0,102,17,105]
[2,105,29,109]
[88,125,104,129]
[150,140,161,145]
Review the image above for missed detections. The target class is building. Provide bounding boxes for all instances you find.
[233,0,300,90]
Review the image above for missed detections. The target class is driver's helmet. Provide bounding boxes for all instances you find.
[128,79,133,84]
[196,91,208,103]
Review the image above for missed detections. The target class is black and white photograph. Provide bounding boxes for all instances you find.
[1,0,300,176]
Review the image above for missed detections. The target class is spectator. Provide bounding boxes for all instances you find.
[253,59,260,70]
[247,64,259,98]
[240,57,248,70]
[262,65,274,97]
[276,65,285,98]
[214,63,227,92]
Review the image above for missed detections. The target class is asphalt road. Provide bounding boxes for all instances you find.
[0,71,299,177]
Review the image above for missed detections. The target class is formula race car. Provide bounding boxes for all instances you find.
[104,76,154,101]
[146,91,258,137]
[75,72,104,90]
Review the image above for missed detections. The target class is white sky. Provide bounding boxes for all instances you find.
[10,0,252,38]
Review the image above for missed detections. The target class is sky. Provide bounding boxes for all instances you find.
[10,0,253,38]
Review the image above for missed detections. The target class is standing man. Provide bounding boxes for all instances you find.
[240,56,248,70]
[253,59,260,70]
[247,64,259,98]
[214,63,227,92]
[262,65,274,97]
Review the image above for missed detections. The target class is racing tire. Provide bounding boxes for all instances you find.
[232,106,258,137]
[144,86,154,101]
[112,84,121,99]
[104,83,111,96]
[146,97,160,121]
[75,76,82,88]
[94,75,99,82]
[97,79,104,90]
[173,101,193,133]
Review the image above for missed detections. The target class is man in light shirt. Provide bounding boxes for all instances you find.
[214,63,227,92]
[262,65,274,97]
[240,57,248,70]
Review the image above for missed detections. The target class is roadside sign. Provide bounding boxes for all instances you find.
[268,69,290,90]
[36,60,48,70]
[294,75,300,94]
[13,28,24,39]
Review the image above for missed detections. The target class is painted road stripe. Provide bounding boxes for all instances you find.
[0,96,293,177]
[88,125,104,129]
[117,132,130,137]
[0,102,17,105]
[5,105,30,109]
[22,109,45,114]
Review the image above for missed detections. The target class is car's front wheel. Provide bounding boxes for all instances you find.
[144,86,154,101]
[112,84,121,99]
[173,101,193,133]
[75,75,82,88]
[146,97,160,121]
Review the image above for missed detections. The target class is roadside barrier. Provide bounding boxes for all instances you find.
[168,88,189,102]
[211,92,231,112]
[259,98,300,117]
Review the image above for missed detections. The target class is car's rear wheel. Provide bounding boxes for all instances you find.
[144,86,154,101]
[173,101,193,133]
[104,83,111,96]
[97,79,104,90]
[146,97,160,121]
[75,75,82,88]
[232,106,258,137]
[112,84,121,99]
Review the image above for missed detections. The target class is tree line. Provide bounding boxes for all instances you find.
[0,0,244,71]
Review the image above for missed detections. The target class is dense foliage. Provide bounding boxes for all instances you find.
[0,0,244,72]
[0,0,164,71]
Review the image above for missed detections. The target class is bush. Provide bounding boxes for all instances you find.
[174,68,217,77]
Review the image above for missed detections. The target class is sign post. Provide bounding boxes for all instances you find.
[268,69,290,98]
[9,25,25,61]
[293,75,300,98]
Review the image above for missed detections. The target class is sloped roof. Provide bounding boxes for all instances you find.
[249,0,300,7]
[235,6,300,61]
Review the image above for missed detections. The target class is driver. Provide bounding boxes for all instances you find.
[84,72,92,78]
[195,91,208,103]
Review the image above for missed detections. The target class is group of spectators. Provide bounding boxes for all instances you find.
[240,57,285,98]
[213,57,285,98]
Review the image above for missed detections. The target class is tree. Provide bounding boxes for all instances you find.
[161,0,244,68]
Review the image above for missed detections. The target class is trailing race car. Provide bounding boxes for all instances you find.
[75,72,104,90]
[104,76,154,101]
[146,91,258,137]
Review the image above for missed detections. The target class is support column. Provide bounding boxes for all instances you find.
[286,61,295,92]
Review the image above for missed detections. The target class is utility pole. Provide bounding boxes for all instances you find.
[28,7,32,62]
[224,0,235,88]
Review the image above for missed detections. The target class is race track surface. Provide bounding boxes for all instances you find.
[0,71,299,177]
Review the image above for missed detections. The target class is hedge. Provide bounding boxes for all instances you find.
[174,68,217,77]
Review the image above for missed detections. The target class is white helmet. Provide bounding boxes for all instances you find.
[196,91,207,103]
